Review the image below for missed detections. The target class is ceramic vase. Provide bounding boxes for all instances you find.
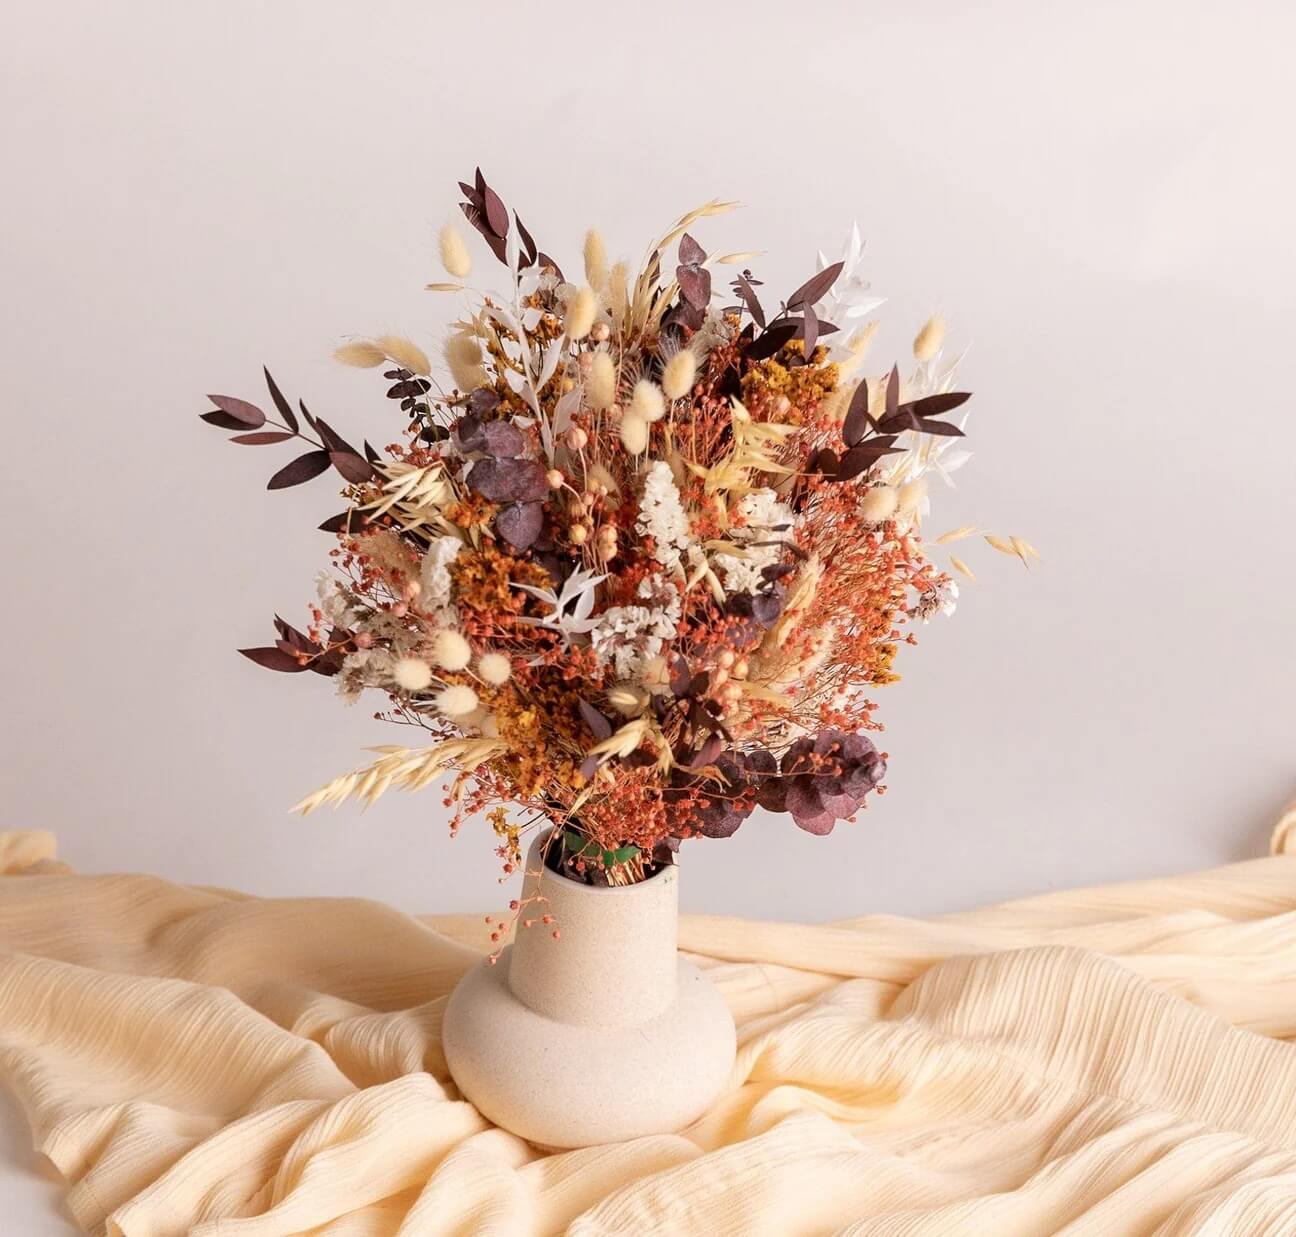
[442,829,736,1149]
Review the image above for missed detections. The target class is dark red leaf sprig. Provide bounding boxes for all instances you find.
[457,167,560,276]
[809,365,971,483]
[199,368,377,492]
[740,262,844,363]
[239,615,348,676]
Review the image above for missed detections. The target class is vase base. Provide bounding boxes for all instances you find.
[443,946,736,1149]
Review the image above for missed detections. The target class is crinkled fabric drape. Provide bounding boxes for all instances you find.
[2,813,1296,1236]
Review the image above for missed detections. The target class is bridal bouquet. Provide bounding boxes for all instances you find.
[201,170,1032,889]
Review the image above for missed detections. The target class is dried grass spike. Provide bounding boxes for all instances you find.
[334,341,386,368]
[439,224,472,279]
[913,315,946,362]
[583,230,608,289]
[377,335,430,376]
[587,351,617,409]
[565,287,598,341]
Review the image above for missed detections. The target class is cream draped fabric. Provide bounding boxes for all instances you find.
[2,816,1296,1236]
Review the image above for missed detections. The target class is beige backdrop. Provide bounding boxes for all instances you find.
[2,0,1294,923]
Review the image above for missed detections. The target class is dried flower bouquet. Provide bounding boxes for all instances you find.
[201,169,1032,895]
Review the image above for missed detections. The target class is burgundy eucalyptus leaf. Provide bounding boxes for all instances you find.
[695,803,746,839]
[877,408,923,435]
[885,365,900,417]
[915,418,966,438]
[312,416,360,457]
[496,500,544,550]
[275,622,316,652]
[792,807,837,836]
[842,379,871,448]
[386,379,431,400]
[318,510,367,534]
[238,646,307,673]
[685,734,725,770]
[468,386,502,415]
[808,447,840,477]
[362,440,382,464]
[801,303,819,357]
[480,420,526,458]
[230,431,295,445]
[785,260,843,310]
[907,391,972,417]
[676,263,712,309]
[267,450,331,490]
[537,252,564,280]
[837,443,900,481]
[330,451,377,483]
[750,591,783,626]
[454,413,484,453]
[761,562,798,583]
[308,652,343,677]
[200,410,254,431]
[678,233,706,266]
[515,213,538,267]
[578,753,602,781]
[467,457,549,503]
[482,184,509,238]
[734,272,766,328]
[685,670,711,698]
[263,368,298,432]
[578,699,613,742]
[206,395,266,428]
[460,202,508,262]
[745,318,799,361]
[798,299,819,355]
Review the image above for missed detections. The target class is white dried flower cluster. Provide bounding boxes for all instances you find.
[909,578,960,623]
[636,461,692,574]
[336,647,394,704]
[711,489,795,594]
[590,578,681,680]
[316,573,358,628]
[419,536,460,613]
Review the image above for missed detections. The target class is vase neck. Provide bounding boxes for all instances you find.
[507,834,679,1026]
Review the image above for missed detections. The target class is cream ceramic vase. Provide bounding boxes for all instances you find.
[442,830,736,1148]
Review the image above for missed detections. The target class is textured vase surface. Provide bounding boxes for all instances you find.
[442,831,736,1148]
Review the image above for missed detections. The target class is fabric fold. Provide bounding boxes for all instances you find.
[3,829,1296,1235]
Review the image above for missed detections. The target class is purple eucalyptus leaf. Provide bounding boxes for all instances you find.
[750,591,783,627]
[578,699,613,741]
[229,431,295,445]
[267,450,331,490]
[468,387,501,415]
[206,395,266,428]
[677,264,712,309]
[480,420,526,458]
[262,369,298,432]
[496,500,544,550]
[842,379,871,448]
[678,233,706,265]
[238,646,307,673]
[468,457,549,503]
[685,734,725,770]
[482,184,509,238]
[330,451,377,483]
[786,261,844,310]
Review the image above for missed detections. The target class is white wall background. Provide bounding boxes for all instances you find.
[3,0,1294,936]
